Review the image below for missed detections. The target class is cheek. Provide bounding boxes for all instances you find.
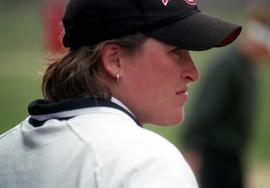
[123,55,185,125]
[126,60,162,89]
[138,60,179,88]
[131,70,174,99]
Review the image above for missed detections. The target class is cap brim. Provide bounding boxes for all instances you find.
[144,12,242,51]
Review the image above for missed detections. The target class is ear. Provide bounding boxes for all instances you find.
[100,44,123,79]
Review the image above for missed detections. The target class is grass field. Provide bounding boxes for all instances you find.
[0,4,270,188]
[0,6,45,133]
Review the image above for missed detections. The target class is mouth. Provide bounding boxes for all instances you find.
[176,88,189,101]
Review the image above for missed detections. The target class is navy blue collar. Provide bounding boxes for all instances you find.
[28,97,143,127]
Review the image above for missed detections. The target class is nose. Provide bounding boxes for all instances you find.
[181,51,200,82]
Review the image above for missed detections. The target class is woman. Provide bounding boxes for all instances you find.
[0,0,241,187]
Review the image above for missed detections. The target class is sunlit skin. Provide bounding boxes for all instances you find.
[103,38,200,126]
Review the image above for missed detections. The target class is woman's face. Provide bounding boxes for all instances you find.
[117,38,200,126]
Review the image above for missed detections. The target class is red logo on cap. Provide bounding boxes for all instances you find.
[184,0,196,6]
[161,0,170,6]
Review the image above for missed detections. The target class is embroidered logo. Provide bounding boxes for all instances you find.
[161,0,170,6]
[184,0,196,6]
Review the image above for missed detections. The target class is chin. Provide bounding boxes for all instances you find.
[156,113,185,126]
[170,110,185,126]
[168,118,184,126]
[144,108,185,126]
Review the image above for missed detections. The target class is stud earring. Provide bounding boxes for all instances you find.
[116,74,120,83]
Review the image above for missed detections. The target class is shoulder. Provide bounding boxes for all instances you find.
[0,121,25,147]
[68,111,197,187]
[67,109,177,155]
[110,129,198,188]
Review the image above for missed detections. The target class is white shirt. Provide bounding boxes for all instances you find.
[0,97,198,188]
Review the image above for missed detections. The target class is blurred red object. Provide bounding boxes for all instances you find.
[43,0,68,54]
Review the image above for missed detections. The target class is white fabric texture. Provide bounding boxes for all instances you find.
[0,101,198,188]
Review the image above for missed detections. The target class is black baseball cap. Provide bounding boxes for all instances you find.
[62,0,242,51]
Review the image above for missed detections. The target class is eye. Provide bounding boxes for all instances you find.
[171,47,182,55]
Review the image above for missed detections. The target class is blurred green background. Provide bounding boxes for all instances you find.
[0,1,269,188]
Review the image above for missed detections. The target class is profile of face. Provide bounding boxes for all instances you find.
[101,38,199,126]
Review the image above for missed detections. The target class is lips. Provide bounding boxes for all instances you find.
[176,90,187,94]
[176,86,188,94]
[176,88,189,101]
